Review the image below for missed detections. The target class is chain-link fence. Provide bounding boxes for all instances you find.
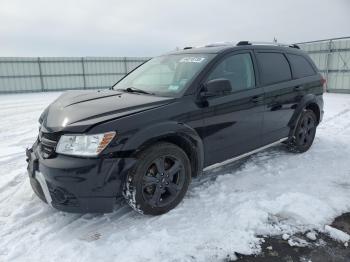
[0,57,150,93]
[297,36,350,93]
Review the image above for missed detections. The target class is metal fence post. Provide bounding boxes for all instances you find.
[124,57,128,76]
[325,40,332,92]
[81,57,86,89]
[37,57,45,91]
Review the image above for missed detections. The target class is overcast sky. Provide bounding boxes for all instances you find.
[0,0,349,57]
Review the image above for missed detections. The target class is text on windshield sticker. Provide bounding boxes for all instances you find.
[179,57,206,63]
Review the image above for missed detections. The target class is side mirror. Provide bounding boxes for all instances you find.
[201,78,232,97]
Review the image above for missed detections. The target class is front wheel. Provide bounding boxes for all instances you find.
[287,109,317,153]
[123,142,191,215]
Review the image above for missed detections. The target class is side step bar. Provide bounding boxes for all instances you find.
[204,137,288,172]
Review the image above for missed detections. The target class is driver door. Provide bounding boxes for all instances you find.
[201,51,264,166]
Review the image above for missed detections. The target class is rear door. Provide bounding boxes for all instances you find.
[201,51,264,166]
[255,51,297,145]
[286,53,322,96]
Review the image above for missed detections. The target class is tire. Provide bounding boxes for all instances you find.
[287,109,317,153]
[123,142,191,215]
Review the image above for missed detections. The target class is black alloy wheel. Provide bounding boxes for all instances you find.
[297,113,316,146]
[123,142,191,215]
[142,156,185,208]
[288,109,317,153]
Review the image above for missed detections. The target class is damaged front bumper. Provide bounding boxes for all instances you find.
[26,143,136,213]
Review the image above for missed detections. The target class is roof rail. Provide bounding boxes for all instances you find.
[204,42,234,48]
[236,41,300,49]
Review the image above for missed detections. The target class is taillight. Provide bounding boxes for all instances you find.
[321,77,327,93]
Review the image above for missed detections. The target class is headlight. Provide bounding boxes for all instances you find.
[56,132,116,157]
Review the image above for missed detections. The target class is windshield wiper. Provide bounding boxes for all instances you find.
[117,87,154,95]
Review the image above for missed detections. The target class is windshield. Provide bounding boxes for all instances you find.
[113,54,214,96]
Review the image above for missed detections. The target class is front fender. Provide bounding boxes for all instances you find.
[120,121,204,176]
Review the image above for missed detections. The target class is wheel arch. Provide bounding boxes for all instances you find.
[121,121,204,177]
[305,103,320,124]
[288,94,321,138]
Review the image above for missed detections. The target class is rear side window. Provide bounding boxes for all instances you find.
[287,54,315,78]
[256,52,292,85]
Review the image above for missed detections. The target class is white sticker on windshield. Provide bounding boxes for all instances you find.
[179,57,206,63]
[168,85,180,91]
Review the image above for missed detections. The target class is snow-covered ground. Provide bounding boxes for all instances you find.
[0,92,350,262]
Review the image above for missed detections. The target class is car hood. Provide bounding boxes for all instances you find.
[40,90,175,132]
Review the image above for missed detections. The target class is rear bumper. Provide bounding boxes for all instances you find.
[26,143,136,213]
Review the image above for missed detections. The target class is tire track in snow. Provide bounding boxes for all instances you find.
[319,105,350,134]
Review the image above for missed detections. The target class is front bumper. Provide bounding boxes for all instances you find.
[26,142,136,213]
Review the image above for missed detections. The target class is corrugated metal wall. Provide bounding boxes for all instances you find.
[0,57,150,93]
[298,37,350,93]
[1,38,349,94]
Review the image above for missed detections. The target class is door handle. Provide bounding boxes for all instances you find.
[251,95,263,103]
[294,86,303,91]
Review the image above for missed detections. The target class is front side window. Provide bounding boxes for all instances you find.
[206,53,256,92]
[113,54,214,96]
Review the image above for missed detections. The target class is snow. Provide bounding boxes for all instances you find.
[324,225,350,243]
[1,92,350,261]
[306,231,317,241]
[287,237,309,247]
[282,233,290,240]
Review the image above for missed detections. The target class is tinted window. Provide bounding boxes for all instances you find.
[207,53,255,92]
[256,52,292,85]
[287,54,315,78]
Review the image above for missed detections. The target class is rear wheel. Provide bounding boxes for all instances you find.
[123,142,191,215]
[287,109,317,153]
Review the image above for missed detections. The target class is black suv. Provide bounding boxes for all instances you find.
[26,41,324,215]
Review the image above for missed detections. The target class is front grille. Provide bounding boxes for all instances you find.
[38,131,61,158]
[41,131,60,141]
